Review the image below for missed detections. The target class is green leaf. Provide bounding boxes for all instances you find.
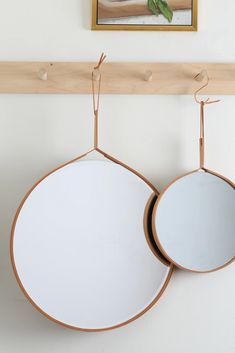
[147,0,160,16]
[156,0,173,22]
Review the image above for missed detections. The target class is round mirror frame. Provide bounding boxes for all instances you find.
[11,150,174,332]
[152,168,235,274]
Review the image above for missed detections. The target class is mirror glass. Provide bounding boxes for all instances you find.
[153,171,235,272]
[12,160,172,331]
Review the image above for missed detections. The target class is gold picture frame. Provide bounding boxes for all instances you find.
[92,0,197,31]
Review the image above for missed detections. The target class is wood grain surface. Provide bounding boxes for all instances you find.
[0,62,234,95]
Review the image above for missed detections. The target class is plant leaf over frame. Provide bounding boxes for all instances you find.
[156,0,173,22]
[147,0,160,16]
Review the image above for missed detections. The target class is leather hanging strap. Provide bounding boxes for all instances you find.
[199,98,220,170]
[92,53,106,150]
[94,53,106,71]
[194,71,220,170]
[200,101,205,169]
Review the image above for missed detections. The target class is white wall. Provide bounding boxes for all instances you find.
[0,1,234,352]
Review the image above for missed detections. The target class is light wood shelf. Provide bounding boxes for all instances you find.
[0,62,234,94]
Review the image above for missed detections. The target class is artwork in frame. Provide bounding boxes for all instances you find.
[92,0,197,31]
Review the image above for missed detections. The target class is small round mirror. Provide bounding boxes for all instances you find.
[152,170,235,273]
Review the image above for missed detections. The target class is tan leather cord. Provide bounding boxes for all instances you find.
[94,52,106,70]
[199,101,205,169]
[92,77,101,149]
[194,71,220,169]
[92,53,106,150]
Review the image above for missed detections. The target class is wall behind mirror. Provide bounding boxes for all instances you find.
[0,1,234,353]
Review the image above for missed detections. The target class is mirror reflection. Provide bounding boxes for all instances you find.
[153,171,235,272]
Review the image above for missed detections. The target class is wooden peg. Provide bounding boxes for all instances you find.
[144,70,153,82]
[38,68,48,81]
[194,70,207,82]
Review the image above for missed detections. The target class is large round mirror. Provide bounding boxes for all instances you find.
[152,170,235,273]
[11,159,173,331]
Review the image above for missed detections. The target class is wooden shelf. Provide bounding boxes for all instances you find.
[0,62,234,94]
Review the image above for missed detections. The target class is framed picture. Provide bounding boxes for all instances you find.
[92,0,197,31]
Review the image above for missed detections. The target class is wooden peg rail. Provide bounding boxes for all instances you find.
[0,62,235,94]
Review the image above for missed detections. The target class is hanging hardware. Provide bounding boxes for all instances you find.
[38,68,48,81]
[92,53,106,150]
[193,70,220,105]
[144,70,153,82]
[0,62,234,94]
[194,69,207,83]
[193,70,220,170]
